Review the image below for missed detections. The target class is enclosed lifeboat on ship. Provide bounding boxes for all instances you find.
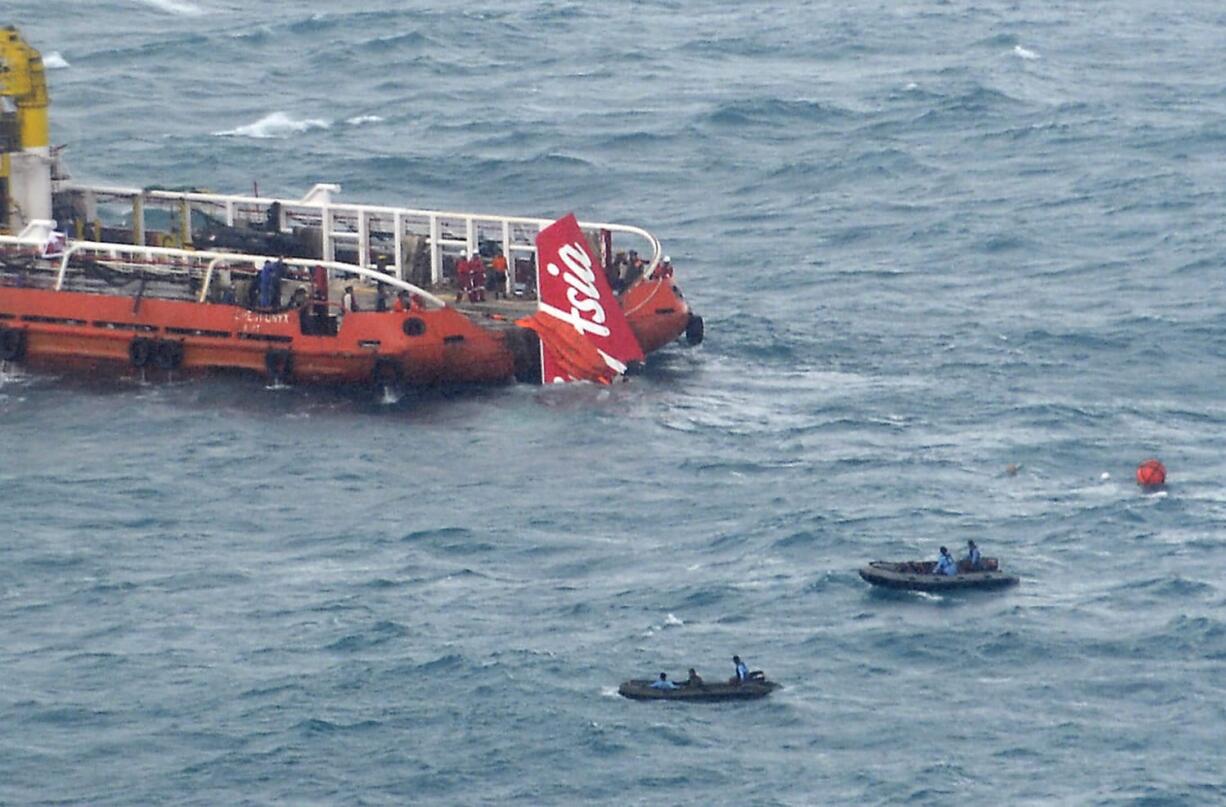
[0,26,702,391]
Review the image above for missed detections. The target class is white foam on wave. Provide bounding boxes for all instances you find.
[213,112,331,139]
[43,51,71,70]
[138,0,205,16]
[346,115,384,127]
[1013,45,1039,60]
[664,613,684,627]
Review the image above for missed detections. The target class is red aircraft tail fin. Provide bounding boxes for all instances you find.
[531,213,644,383]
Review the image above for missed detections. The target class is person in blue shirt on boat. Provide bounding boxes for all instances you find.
[650,672,678,690]
[257,259,276,308]
[933,546,957,576]
[964,539,983,570]
[732,655,750,684]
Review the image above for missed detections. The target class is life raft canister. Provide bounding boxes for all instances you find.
[0,328,27,362]
[1136,458,1166,488]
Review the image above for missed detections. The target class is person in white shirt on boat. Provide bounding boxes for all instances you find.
[650,672,678,690]
[933,546,957,576]
[732,655,750,684]
[964,540,983,571]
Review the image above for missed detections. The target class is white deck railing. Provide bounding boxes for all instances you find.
[0,228,448,309]
[62,182,663,284]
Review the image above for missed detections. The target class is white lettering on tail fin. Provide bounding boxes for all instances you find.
[534,213,643,382]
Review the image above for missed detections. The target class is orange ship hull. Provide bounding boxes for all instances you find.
[0,278,693,387]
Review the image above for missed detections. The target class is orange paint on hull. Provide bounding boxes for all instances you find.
[0,286,514,385]
[0,280,692,386]
[621,279,693,354]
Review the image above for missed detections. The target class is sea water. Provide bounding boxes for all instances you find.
[2,1,1225,803]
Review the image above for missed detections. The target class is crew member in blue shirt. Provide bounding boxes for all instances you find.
[964,539,982,570]
[732,655,750,683]
[650,672,678,690]
[934,546,957,576]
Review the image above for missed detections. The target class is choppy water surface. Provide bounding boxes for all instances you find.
[3,2,1226,804]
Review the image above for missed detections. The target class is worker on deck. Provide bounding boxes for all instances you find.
[467,250,486,302]
[257,259,276,308]
[650,255,674,280]
[934,546,957,576]
[610,251,629,291]
[650,672,678,690]
[310,265,329,332]
[290,286,312,334]
[685,668,704,687]
[624,251,645,288]
[488,249,508,299]
[964,539,983,571]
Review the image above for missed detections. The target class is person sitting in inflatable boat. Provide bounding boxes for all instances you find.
[934,546,957,576]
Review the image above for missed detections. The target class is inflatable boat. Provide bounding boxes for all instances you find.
[858,559,1019,592]
[618,677,779,702]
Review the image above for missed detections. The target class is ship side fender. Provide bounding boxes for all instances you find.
[128,336,154,368]
[371,357,402,390]
[0,328,27,362]
[153,339,184,371]
[265,349,293,383]
[685,313,704,346]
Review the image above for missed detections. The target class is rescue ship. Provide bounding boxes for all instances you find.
[0,27,702,391]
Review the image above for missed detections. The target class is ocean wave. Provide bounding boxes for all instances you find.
[401,526,474,543]
[910,84,1032,126]
[703,97,853,128]
[212,112,331,139]
[1111,576,1215,599]
[294,717,382,734]
[413,653,466,674]
[324,620,408,652]
[362,30,433,51]
[43,51,71,69]
[138,0,205,16]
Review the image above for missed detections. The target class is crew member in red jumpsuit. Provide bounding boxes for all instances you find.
[467,250,486,302]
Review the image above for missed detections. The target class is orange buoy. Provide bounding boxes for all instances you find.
[1136,458,1166,488]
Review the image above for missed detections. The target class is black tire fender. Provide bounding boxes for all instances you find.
[0,328,27,362]
[685,313,705,346]
[154,339,184,370]
[265,349,293,381]
[128,337,153,368]
[372,357,402,388]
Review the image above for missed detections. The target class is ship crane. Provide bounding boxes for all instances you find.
[0,25,53,233]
